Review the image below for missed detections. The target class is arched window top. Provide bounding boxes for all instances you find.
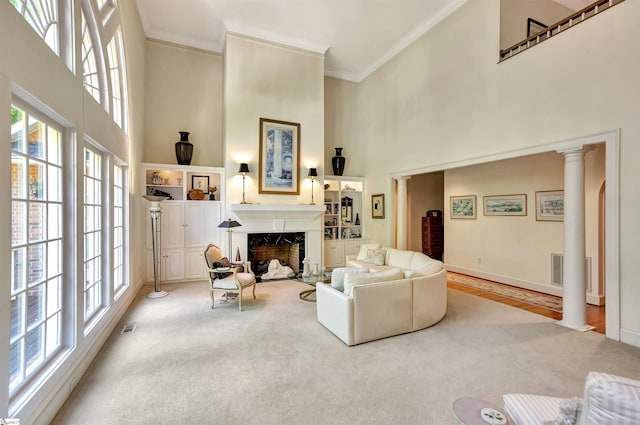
[81,9,102,105]
[9,0,60,55]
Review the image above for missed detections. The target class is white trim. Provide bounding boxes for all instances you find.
[446,264,602,305]
[620,328,640,347]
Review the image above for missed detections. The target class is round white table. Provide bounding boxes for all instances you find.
[452,397,513,425]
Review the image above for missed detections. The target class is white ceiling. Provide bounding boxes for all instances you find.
[135,0,467,82]
[135,0,595,82]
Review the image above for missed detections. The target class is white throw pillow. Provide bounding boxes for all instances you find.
[343,268,404,296]
[364,248,386,265]
[372,249,386,266]
[356,243,381,261]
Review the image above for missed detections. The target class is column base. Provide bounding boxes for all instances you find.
[556,320,595,332]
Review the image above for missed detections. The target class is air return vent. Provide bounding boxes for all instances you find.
[550,253,592,292]
[120,323,137,334]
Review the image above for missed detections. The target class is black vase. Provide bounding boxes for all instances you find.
[332,147,345,176]
[175,131,193,165]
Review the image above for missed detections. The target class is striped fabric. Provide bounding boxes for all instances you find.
[503,372,640,425]
[578,372,640,425]
[503,394,564,425]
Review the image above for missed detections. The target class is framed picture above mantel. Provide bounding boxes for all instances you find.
[258,118,300,195]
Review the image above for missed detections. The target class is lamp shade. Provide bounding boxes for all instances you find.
[239,163,250,174]
[308,168,318,178]
[218,218,242,229]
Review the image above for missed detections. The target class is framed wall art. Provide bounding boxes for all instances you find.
[450,195,476,219]
[259,118,300,195]
[536,190,564,221]
[371,193,385,219]
[191,175,209,193]
[483,194,527,216]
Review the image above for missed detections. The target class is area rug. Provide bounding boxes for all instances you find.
[447,272,563,312]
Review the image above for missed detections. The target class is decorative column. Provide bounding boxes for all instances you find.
[396,176,411,250]
[557,146,594,331]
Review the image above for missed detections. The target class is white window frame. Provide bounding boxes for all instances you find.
[9,98,72,401]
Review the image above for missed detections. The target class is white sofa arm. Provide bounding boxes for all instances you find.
[412,268,447,331]
[351,278,413,345]
[346,254,357,262]
[316,283,354,346]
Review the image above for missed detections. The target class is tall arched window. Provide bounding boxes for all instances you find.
[81,0,128,131]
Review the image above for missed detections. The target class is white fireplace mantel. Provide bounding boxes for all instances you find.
[228,203,325,265]
[230,203,325,221]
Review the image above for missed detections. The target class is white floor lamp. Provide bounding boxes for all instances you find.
[144,195,169,298]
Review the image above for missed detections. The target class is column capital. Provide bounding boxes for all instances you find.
[557,144,596,156]
[395,175,412,182]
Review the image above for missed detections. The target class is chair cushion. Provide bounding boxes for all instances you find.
[503,393,565,425]
[578,372,640,425]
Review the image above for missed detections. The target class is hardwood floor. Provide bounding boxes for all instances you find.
[448,281,606,334]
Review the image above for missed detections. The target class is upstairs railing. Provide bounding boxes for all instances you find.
[499,0,625,61]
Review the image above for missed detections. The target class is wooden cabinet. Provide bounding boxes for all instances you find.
[142,163,225,283]
[324,241,346,269]
[422,211,443,261]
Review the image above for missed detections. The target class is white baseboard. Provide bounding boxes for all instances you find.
[445,264,603,305]
[620,329,640,348]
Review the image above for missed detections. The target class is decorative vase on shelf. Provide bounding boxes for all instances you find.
[355,213,360,226]
[175,131,193,165]
[332,147,345,176]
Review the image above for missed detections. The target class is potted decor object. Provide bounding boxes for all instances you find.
[175,131,193,165]
[332,147,345,176]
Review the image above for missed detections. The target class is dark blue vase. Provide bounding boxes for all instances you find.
[332,147,345,176]
[175,131,193,165]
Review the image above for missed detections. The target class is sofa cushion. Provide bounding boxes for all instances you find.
[386,248,415,269]
[331,267,369,292]
[356,243,381,261]
[409,251,439,269]
[344,268,404,296]
[405,261,444,278]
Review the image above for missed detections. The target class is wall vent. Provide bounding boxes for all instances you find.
[121,323,137,334]
[550,253,592,292]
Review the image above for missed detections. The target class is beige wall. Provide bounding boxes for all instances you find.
[223,34,325,208]
[339,0,640,344]
[407,172,445,253]
[144,40,223,167]
[500,0,573,50]
[324,77,364,176]
[443,148,604,300]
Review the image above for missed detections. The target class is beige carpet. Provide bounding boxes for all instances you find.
[51,279,640,425]
[447,272,563,312]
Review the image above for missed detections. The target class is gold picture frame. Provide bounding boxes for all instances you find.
[372,193,385,219]
[258,118,300,195]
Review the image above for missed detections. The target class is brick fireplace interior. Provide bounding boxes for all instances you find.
[247,232,305,277]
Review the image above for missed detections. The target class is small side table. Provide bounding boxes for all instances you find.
[452,397,512,425]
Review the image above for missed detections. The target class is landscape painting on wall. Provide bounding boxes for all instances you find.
[483,194,527,216]
[259,118,300,195]
[536,190,564,221]
[450,195,476,219]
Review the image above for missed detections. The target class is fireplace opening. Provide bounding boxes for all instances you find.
[247,232,305,278]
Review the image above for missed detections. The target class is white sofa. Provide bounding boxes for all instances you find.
[316,245,447,346]
[503,371,640,425]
